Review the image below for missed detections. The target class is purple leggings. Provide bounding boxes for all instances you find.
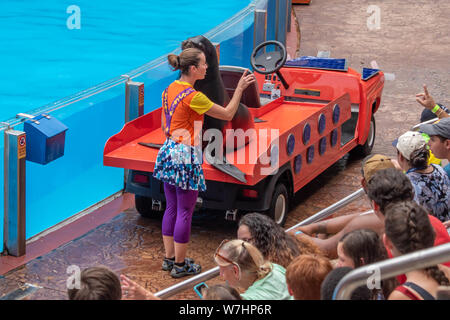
[162,182,198,244]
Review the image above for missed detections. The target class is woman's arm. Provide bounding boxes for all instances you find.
[205,70,256,121]
[120,274,161,300]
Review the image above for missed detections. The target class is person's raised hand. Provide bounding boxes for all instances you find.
[237,69,256,92]
[120,274,160,300]
[416,84,436,110]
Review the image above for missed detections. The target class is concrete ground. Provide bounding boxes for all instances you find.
[0,0,449,300]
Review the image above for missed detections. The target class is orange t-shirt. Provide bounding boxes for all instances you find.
[162,80,214,146]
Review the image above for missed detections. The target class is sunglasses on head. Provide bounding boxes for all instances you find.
[214,239,246,279]
[214,239,233,264]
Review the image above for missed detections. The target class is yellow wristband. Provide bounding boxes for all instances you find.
[432,105,440,113]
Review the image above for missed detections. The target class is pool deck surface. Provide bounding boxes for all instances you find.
[1,0,450,300]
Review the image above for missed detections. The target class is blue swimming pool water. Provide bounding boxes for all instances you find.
[0,0,251,121]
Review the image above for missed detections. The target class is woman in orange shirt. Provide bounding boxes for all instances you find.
[153,47,256,278]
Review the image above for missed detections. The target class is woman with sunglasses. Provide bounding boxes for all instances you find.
[214,239,292,300]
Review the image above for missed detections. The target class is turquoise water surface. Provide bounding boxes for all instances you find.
[0,0,251,121]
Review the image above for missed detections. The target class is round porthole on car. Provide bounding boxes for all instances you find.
[318,114,326,134]
[333,104,340,124]
[303,123,311,145]
[287,133,295,156]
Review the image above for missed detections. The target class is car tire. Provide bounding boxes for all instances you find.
[135,195,164,219]
[267,183,289,227]
[351,116,376,157]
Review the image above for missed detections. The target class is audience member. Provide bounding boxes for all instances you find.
[237,213,322,268]
[384,201,450,300]
[67,266,122,300]
[337,229,396,299]
[420,117,450,179]
[285,254,333,300]
[366,168,450,258]
[320,267,371,300]
[337,229,386,268]
[202,284,242,300]
[214,239,292,300]
[119,274,160,300]
[393,131,449,222]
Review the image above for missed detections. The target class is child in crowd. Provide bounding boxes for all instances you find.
[67,266,121,300]
[285,254,333,300]
[337,229,387,268]
[337,229,396,299]
[384,201,450,300]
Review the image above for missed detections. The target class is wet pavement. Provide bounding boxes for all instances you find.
[1,0,449,300]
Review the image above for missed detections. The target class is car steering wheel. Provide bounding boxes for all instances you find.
[250,40,287,75]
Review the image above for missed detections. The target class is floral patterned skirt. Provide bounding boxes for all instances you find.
[153,138,206,192]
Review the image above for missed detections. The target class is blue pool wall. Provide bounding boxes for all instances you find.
[0,0,293,247]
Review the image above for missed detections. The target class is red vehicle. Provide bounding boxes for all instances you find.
[103,41,384,226]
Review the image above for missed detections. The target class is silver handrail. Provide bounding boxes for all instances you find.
[154,187,366,299]
[333,242,450,300]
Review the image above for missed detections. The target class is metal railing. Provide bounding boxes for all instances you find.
[333,242,450,300]
[154,187,367,299]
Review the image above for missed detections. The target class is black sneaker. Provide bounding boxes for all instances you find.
[162,257,194,271]
[170,261,201,278]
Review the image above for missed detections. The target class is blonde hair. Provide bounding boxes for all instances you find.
[167,48,203,75]
[219,239,272,280]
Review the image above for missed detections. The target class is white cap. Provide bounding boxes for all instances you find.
[393,131,427,160]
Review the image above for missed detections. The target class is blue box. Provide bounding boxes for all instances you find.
[23,114,68,165]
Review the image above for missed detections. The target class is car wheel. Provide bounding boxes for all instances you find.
[351,116,376,157]
[268,183,289,227]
